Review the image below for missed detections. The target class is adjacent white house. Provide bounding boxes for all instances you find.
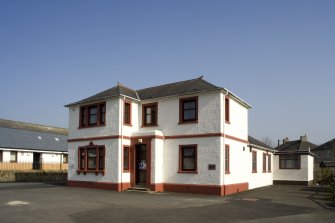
[65,77,274,195]
[273,136,315,186]
[0,119,68,170]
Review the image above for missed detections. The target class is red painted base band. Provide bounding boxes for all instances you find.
[68,180,249,196]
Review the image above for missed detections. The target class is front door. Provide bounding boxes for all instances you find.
[135,144,147,187]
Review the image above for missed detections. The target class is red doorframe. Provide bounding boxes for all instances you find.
[130,138,151,188]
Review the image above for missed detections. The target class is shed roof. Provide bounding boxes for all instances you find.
[0,119,68,152]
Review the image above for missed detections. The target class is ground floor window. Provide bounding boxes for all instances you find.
[252,151,257,173]
[77,142,105,175]
[63,154,68,164]
[263,153,267,172]
[225,145,230,174]
[0,150,2,162]
[179,145,197,172]
[268,154,271,172]
[10,151,17,163]
[123,146,130,171]
[279,154,300,169]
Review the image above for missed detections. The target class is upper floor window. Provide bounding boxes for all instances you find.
[142,103,158,127]
[252,151,257,173]
[124,101,132,125]
[179,145,197,173]
[279,154,300,169]
[179,97,198,123]
[78,142,105,175]
[79,103,106,128]
[225,97,230,123]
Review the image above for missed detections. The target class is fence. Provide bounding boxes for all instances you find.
[0,161,68,171]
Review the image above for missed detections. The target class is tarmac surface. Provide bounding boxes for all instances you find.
[0,182,334,223]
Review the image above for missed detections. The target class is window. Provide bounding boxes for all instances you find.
[142,103,158,126]
[63,154,68,164]
[10,151,17,163]
[225,145,230,174]
[124,101,132,125]
[180,97,198,123]
[123,146,130,171]
[279,154,300,169]
[268,154,271,172]
[252,151,257,173]
[77,142,106,175]
[0,150,2,162]
[225,97,230,123]
[263,153,267,172]
[179,145,197,172]
[79,103,106,128]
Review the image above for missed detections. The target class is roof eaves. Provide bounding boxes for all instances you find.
[248,143,275,152]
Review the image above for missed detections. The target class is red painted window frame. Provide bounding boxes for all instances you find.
[123,146,130,172]
[77,142,106,175]
[178,145,198,173]
[179,96,198,124]
[252,150,257,173]
[225,97,230,124]
[142,102,158,127]
[225,145,230,174]
[268,154,272,172]
[124,101,132,126]
[263,153,267,173]
[79,102,106,128]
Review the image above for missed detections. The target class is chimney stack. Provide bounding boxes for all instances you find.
[283,137,289,144]
[300,134,307,142]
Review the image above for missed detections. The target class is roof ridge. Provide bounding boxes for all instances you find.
[116,82,136,92]
[136,76,213,92]
[0,118,68,135]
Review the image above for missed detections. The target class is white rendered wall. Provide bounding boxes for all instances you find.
[224,95,248,141]
[223,139,250,185]
[68,139,120,183]
[151,138,164,184]
[273,154,314,182]
[248,150,273,189]
[164,137,221,185]
[68,98,120,139]
[139,92,221,136]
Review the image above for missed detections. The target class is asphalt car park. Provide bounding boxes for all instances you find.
[0,182,334,223]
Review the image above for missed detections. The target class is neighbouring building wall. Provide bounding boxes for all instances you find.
[273,154,314,185]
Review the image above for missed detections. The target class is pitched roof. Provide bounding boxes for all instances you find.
[313,138,335,151]
[274,138,317,152]
[248,136,272,149]
[0,119,68,152]
[65,77,251,108]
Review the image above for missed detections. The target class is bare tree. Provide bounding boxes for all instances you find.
[262,136,274,147]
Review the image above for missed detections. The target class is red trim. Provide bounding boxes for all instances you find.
[68,133,248,144]
[222,182,249,195]
[225,134,248,144]
[68,180,131,192]
[164,183,221,195]
[150,183,164,192]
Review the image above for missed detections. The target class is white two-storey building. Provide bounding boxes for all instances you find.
[65,77,273,195]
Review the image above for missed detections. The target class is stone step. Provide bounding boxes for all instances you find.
[126,187,150,193]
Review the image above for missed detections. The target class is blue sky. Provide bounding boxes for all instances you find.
[1,0,334,145]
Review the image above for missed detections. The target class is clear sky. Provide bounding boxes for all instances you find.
[1,0,334,145]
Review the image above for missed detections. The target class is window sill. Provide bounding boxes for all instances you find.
[78,124,106,129]
[178,170,198,174]
[123,169,130,173]
[262,171,267,173]
[225,171,230,174]
[123,123,132,127]
[141,124,158,128]
[76,170,105,176]
[225,121,231,124]
[252,171,257,173]
[178,120,198,125]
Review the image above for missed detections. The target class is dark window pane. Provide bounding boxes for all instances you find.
[183,157,195,170]
[183,101,195,109]
[181,147,196,171]
[99,147,105,170]
[143,104,157,125]
[81,107,87,126]
[80,148,86,170]
[87,148,97,170]
[184,110,196,120]
[183,148,195,157]
[100,104,106,124]
[89,106,98,125]
[0,150,2,162]
[123,147,129,170]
